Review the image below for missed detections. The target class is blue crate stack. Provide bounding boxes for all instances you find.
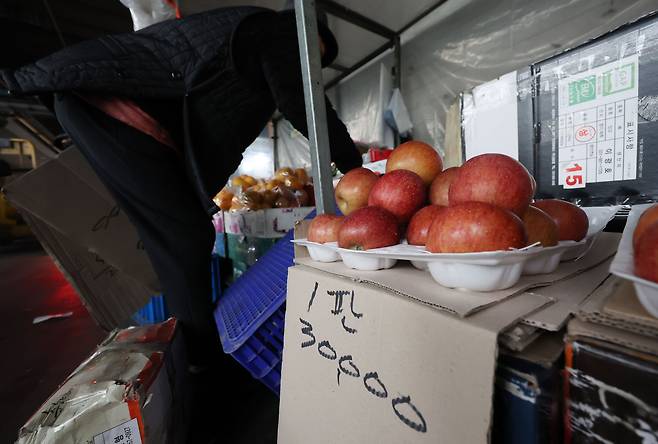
[214,211,313,394]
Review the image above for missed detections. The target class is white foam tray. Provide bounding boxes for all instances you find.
[294,205,620,292]
[609,203,658,318]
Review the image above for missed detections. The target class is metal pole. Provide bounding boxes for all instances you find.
[294,0,335,215]
[393,35,401,146]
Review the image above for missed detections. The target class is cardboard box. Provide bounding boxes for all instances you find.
[223,206,314,238]
[277,225,620,443]
[565,323,658,443]
[21,211,153,330]
[3,148,159,290]
[2,148,158,329]
[278,265,551,443]
[17,319,187,444]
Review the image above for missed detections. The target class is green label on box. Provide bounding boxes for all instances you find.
[602,62,635,96]
[568,75,596,105]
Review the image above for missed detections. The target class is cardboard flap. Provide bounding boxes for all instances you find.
[568,317,658,357]
[521,257,613,331]
[294,233,619,317]
[579,275,658,338]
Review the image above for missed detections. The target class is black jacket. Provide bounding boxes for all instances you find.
[1,7,362,215]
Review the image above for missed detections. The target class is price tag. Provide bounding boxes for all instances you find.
[93,418,142,444]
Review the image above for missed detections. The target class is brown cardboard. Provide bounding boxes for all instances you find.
[278,265,551,444]
[23,212,153,330]
[3,148,159,291]
[567,317,658,357]
[520,257,613,331]
[499,324,542,352]
[294,232,620,317]
[578,275,658,338]
[604,279,658,329]
[501,331,565,368]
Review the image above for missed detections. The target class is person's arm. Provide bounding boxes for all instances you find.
[257,23,362,173]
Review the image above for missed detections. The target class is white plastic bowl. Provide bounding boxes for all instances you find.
[307,244,340,263]
[339,250,397,271]
[523,243,571,275]
[427,260,525,292]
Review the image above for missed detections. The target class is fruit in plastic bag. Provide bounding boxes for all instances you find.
[214,188,234,211]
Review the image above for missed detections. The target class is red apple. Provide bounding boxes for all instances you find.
[368,170,427,225]
[449,154,533,216]
[633,204,658,249]
[533,199,589,242]
[426,202,527,253]
[634,221,658,283]
[334,167,378,216]
[308,214,344,243]
[522,206,558,247]
[385,140,443,186]
[406,205,447,246]
[429,167,460,206]
[338,206,400,250]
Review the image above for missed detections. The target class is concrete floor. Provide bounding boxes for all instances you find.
[0,248,279,443]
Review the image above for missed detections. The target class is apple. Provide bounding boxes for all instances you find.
[533,199,589,242]
[530,174,537,197]
[429,167,460,207]
[633,204,658,249]
[634,221,658,283]
[368,170,427,225]
[449,154,533,216]
[426,202,527,253]
[406,205,447,246]
[385,140,443,186]
[338,206,400,250]
[308,214,345,243]
[522,206,558,247]
[334,167,379,216]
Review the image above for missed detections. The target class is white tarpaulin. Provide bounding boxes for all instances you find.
[332,0,657,152]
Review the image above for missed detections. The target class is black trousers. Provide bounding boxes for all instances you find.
[54,93,220,364]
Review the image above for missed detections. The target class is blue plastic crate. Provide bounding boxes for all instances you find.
[214,211,314,394]
[132,294,168,325]
[134,255,223,325]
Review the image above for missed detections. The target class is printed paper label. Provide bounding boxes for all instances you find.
[93,418,142,444]
[557,54,638,189]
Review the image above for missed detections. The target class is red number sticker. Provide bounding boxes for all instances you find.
[575,126,596,143]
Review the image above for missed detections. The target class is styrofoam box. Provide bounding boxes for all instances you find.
[609,203,658,317]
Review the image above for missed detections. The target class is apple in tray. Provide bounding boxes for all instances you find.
[337,206,400,271]
[634,221,658,284]
[633,204,658,249]
[368,170,427,225]
[449,153,533,216]
[533,199,589,242]
[426,202,527,253]
[334,167,379,216]
[305,214,344,263]
[385,140,443,186]
[522,206,558,247]
[429,167,460,207]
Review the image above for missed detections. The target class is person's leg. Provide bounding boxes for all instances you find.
[53,93,220,366]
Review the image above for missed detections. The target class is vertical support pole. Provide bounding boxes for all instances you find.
[393,35,402,147]
[294,0,335,215]
[271,120,279,172]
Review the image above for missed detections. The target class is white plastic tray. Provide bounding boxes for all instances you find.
[609,203,658,318]
[293,205,621,292]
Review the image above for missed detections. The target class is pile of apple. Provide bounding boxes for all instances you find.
[309,141,590,256]
[633,204,658,284]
